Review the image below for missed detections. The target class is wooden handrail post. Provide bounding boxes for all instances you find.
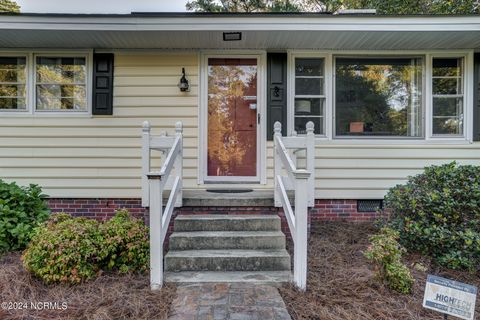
[273,122,282,207]
[142,121,151,207]
[174,121,183,207]
[294,171,310,291]
[306,121,315,207]
[148,174,163,290]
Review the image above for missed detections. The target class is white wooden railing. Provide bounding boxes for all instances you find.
[141,121,183,290]
[273,121,315,290]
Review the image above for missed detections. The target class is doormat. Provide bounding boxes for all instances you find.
[206,189,253,193]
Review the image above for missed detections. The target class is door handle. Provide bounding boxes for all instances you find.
[257,113,260,125]
[273,86,280,97]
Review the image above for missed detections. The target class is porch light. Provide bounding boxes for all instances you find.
[223,32,242,41]
[178,68,190,92]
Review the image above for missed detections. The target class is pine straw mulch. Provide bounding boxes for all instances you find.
[279,222,480,320]
[0,253,176,320]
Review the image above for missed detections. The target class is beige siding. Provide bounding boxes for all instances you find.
[1,52,479,199]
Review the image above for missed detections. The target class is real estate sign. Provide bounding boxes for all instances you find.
[423,274,477,320]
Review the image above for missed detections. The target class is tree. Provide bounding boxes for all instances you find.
[186,0,480,14]
[0,0,20,13]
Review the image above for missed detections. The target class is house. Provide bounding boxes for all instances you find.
[1,12,480,288]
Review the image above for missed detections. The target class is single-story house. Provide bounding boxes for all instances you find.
[1,11,480,286]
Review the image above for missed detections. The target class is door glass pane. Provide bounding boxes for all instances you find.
[207,58,257,177]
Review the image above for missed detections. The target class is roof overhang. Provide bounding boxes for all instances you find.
[1,13,480,50]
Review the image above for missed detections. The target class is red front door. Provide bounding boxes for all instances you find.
[207,58,258,177]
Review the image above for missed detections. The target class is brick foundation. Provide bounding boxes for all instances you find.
[48,198,385,242]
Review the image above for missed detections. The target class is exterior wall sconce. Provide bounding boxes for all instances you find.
[178,68,190,92]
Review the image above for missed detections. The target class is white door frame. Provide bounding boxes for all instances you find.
[198,51,267,184]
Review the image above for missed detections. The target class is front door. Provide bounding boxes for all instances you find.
[206,57,260,182]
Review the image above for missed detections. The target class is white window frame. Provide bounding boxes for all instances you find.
[288,52,331,138]
[287,50,474,144]
[0,50,93,117]
[427,52,473,141]
[332,54,426,140]
[0,52,30,114]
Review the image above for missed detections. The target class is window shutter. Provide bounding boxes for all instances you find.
[267,53,287,140]
[92,53,114,115]
[474,53,480,141]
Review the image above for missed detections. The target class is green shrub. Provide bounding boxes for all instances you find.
[0,180,50,252]
[364,227,414,294]
[22,213,104,284]
[384,162,480,271]
[99,209,149,273]
[22,210,149,284]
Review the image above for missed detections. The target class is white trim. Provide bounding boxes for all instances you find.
[428,52,473,141]
[287,49,474,145]
[0,49,93,117]
[198,51,267,184]
[287,52,330,138]
[3,15,480,32]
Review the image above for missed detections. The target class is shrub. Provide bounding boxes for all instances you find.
[99,209,149,273]
[22,213,104,284]
[0,180,50,252]
[384,162,480,271]
[22,210,149,284]
[364,227,414,294]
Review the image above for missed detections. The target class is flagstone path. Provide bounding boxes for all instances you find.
[168,283,291,320]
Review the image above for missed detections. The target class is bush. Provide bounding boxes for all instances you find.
[22,214,104,284]
[0,180,50,252]
[100,209,149,274]
[22,210,149,284]
[384,162,480,271]
[364,227,414,294]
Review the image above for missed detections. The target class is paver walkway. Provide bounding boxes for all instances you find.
[168,283,291,320]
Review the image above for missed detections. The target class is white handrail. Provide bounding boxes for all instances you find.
[142,121,183,290]
[273,121,315,291]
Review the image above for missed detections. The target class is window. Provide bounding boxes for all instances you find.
[432,57,464,136]
[35,56,87,111]
[0,57,27,110]
[335,57,423,138]
[294,58,325,135]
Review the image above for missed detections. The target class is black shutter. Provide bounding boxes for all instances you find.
[474,53,480,141]
[92,53,114,115]
[267,53,287,140]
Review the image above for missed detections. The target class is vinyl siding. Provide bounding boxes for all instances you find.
[1,52,479,199]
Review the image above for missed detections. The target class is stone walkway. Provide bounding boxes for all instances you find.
[168,283,291,320]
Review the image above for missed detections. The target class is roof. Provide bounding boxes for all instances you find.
[0,12,480,50]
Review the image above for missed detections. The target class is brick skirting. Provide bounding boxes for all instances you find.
[48,198,385,241]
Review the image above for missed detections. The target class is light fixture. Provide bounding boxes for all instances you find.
[223,32,242,41]
[178,68,189,92]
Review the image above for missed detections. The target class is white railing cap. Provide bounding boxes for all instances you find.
[147,171,164,180]
[293,169,311,179]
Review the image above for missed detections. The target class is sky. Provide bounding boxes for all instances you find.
[16,0,189,13]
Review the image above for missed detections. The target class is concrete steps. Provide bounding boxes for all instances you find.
[173,214,281,232]
[169,231,286,250]
[165,214,291,283]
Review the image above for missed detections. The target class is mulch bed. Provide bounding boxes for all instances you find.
[279,222,480,320]
[0,252,176,320]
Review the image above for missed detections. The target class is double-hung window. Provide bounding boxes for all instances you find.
[0,56,27,111]
[35,56,87,112]
[0,53,90,114]
[293,57,326,135]
[431,57,464,136]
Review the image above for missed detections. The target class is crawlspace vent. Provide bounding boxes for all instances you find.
[357,200,383,212]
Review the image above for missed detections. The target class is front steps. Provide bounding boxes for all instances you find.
[164,214,291,284]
